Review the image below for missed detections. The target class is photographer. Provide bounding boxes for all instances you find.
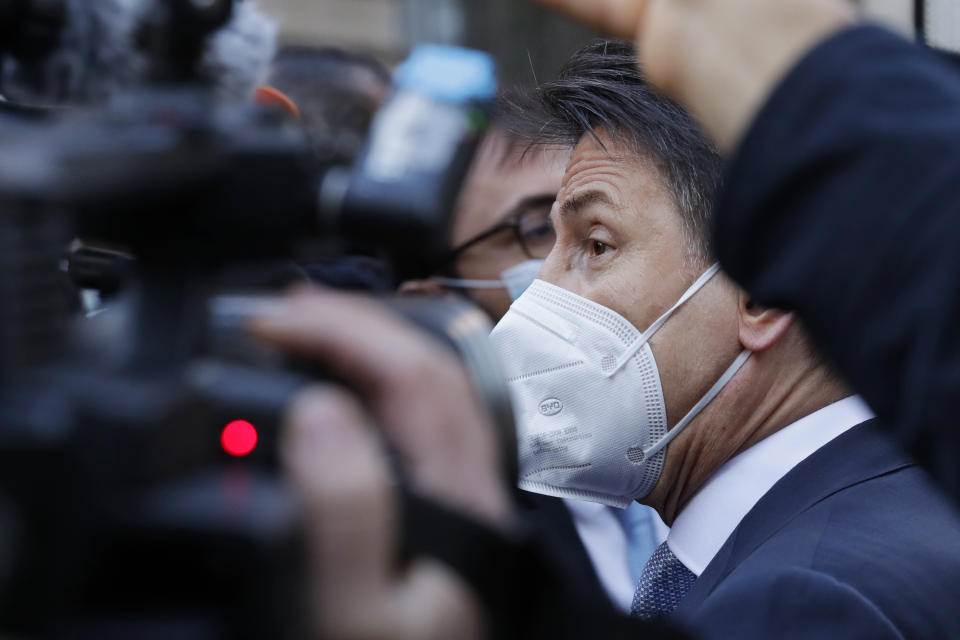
[261,45,397,292]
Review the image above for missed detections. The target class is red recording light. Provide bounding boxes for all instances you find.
[221,420,258,457]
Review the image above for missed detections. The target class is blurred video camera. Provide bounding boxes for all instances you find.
[0,1,514,637]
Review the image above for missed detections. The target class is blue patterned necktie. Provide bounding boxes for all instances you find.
[616,503,661,585]
[630,541,697,620]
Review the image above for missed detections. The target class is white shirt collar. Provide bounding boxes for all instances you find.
[667,395,874,576]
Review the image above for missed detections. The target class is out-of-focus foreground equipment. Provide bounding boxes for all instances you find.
[0,1,512,637]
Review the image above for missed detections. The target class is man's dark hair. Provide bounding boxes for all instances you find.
[507,39,722,261]
[476,90,568,171]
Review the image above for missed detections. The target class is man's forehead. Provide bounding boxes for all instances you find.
[558,134,640,199]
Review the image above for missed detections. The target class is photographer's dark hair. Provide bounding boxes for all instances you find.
[268,45,390,163]
[506,39,722,261]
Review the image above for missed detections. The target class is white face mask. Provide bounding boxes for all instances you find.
[489,263,751,508]
[432,258,544,301]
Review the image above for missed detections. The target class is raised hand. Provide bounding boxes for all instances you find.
[534,0,855,151]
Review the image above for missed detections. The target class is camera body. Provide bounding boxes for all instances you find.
[0,2,509,636]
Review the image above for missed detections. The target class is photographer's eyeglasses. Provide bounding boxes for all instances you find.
[444,195,557,267]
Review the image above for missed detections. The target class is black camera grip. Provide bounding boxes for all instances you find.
[398,487,689,640]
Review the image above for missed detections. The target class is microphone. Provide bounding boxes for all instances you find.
[0,0,275,107]
[201,0,277,101]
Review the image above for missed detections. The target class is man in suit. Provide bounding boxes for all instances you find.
[534,0,960,496]
[534,1,960,503]
[257,35,960,638]
[485,37,960,636]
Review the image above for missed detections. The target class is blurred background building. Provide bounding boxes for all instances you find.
[257,0,597,87]
[257,0,946,86]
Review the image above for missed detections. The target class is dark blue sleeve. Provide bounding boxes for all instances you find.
[713,26,960,499]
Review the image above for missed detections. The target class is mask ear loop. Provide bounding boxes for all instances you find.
[432,259,545,292]
[644,349,752,460]
[605,263,722,377]
[431,277,506,289]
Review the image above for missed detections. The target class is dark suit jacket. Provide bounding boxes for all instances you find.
[675,420,960,639]
[712,26,960,501]
[517,491,614,611]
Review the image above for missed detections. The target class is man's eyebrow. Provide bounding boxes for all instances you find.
[558,190,615,219]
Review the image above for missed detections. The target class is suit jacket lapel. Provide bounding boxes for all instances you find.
[676,419,913,615]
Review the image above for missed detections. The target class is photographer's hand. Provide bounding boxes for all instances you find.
[283,386,487,639]
[253,288,513,638]
[536,0,854,152]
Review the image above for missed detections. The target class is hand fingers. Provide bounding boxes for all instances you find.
[283,387,395,632]
[284,387,486,640]
[534,0,648,39]
[397,279,447,296]
[390,561,488,640]
[251,288,458,397]
[255,289,514,528]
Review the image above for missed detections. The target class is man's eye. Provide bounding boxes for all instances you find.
[591,240,610,256]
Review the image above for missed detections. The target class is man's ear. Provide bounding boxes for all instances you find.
[737,291,795,352]
[398,279,447,296]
